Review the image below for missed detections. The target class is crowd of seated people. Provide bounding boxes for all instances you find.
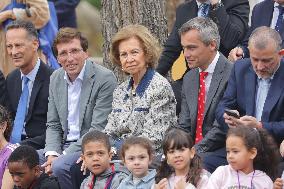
[1,0,284,188]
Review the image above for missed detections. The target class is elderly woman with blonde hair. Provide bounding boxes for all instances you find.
[103,24,177,156]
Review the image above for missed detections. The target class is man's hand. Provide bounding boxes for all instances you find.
[154,178,168,189]
[209,0,219,5]
[228,47,243,62]
[273,178,283,189]
[280,140,284,157]
[76,155,87,175]
[235,116,261,128]
[0,10,15,23]
[224,110,240,128]
[41,155,58,175]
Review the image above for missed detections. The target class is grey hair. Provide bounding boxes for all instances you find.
[6,19,38,40]
[249,26,282,52]
[178,17,220,50]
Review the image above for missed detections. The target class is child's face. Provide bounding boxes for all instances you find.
[82,141,112,175]
[226,136,257,174]
[8,161,39,189]
[166,145,195,176]
[123,144,152,178]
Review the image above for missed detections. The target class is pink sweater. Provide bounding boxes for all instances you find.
[207,165,273,189]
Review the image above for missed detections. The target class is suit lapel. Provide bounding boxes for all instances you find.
[25,62,44,122]
[79,61,95,129]
[187,69,199,128]
[57,71,68,133]
[245,66,257,116]
[14,71,22,107]
[204,54,225,117]
[262,61,284,121]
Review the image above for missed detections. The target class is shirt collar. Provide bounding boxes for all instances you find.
[196,0,210,8]
[274,2,284,8]
[198,51,220,74]
[21,58,40,82]
[64,61,86,85]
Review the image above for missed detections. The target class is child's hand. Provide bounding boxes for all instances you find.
[174,177,187,189]
[154,178,168,189]
[76,156,87,175]
[274,178,283,189]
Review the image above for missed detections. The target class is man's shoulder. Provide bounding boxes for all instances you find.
[6,68,20,81]
[85,60,115,79]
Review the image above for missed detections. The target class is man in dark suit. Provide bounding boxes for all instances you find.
[216,26,284,146]
[0,70,5,106]
[5,20,53,149]
[178,17,232,172]
[156,0,249,76]
[229,0,284,61]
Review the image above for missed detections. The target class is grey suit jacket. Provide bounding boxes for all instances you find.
[178,53,233,153]
[44,60,117,154]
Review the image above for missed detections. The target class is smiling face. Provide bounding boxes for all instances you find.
[166,142,195,176]
[56,38,88,82]
[6,28,39,74]
[226,136,256,174]
[82,141,112,175]
[118,37,147,76]
[8,161,40,189]
[123,144,152,178]
[181,29,217,71]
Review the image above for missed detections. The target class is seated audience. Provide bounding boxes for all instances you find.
[207,126,279,188]
[104,24,177,156]
[5,20,53,149]
[80,130,128,189]
[216,26,284,146]
[177,17,232,172]
[41,27,117,189]
[0,105,18,189]
[154,129,210,189]
[8,145,60,189]
[118,137,156,189]
[228,0,284,61]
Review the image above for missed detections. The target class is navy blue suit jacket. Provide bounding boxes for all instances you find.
[6,61,53,149]
[216,58,284,145]
[242,0,284,57]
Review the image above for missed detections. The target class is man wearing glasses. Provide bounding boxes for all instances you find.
[41,27,117,188]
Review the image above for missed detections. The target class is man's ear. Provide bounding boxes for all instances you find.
[279,49,284,56]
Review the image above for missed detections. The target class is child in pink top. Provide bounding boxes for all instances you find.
[207,126,279,189]
[153,129,210,189]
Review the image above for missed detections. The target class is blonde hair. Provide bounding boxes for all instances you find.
[110,24,161,68]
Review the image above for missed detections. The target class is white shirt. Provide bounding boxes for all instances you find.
[20,58,40,134]
[271,3,284,29]
[198,52,220,102]
[64,62,86,141]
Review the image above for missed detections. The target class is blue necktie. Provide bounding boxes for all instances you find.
[275,6,284,34]
[10,76,29,144]
[200,3,210,17]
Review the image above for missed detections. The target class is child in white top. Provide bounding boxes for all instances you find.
[153,128,210,189]
[207,126,279,189]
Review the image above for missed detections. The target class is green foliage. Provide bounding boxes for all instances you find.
[85,0,101,9]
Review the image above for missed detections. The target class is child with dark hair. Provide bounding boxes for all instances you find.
[0,105,18,189]
[80,130,128,189]
[154,128,209,189]
[118,137,156,188]
[208,126,280,188]
[8,145,60,189]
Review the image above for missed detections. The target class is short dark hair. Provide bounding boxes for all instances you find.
[8,145,39,169]
[53,27,88,56]
[6,20,38,40]
[0,105,12,140]
[81,130,111,153]
[120,136,154,160]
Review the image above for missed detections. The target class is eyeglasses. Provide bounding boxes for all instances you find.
[119,49,142,60]
[58,48,83,60]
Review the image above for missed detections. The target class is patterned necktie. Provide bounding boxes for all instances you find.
[200,3,210,17]
[275,6,284,34]
[195,71,208,144]
[10,76,29,144]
